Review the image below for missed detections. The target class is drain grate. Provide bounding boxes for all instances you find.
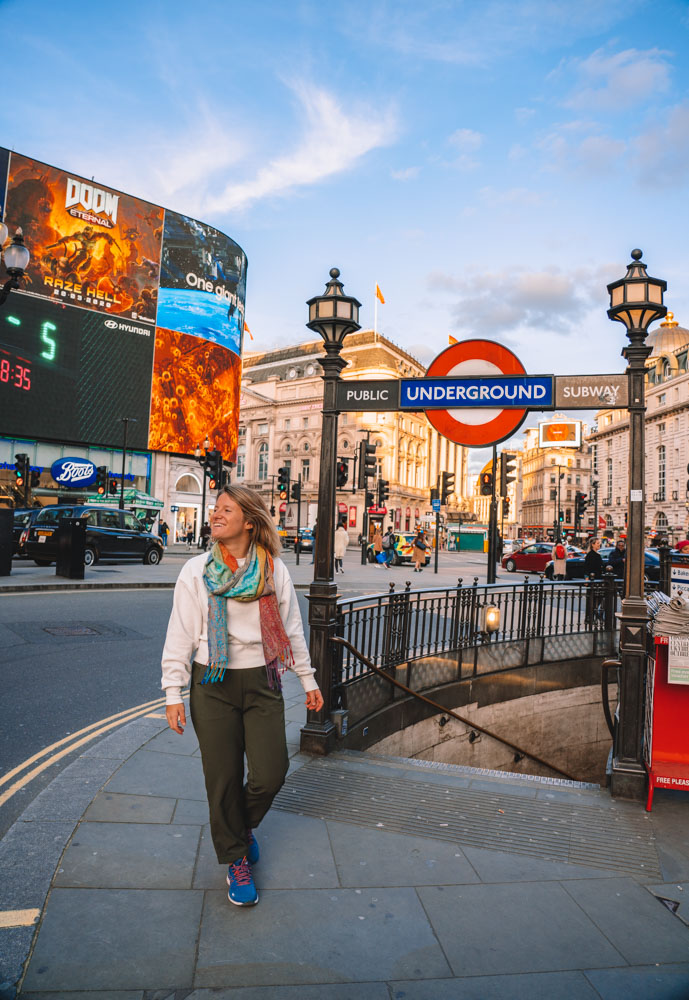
[275,756,661,879]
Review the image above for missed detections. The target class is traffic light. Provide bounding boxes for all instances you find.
[430,486,439,502]
[30,468,40,489]
[575,491,588,518]
[502,497,510,518]
[559,509,564,523]
[365,490,375,509]
[14,453,28,487]
[291,480,301,501]
[96,466,108,495]
[357,439,377,489]
[500,453,517,497]
[479,471,493,496]
[207,450,223,489]
[277,466,290,499]
[377,479,390,505]
[220,467,230,487]
[440,470,455,504]
[336,460,349,488]
[109,478,119,495]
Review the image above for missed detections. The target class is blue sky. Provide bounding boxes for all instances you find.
[3,0,689,469]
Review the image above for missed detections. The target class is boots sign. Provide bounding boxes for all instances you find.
[335,338,629,448]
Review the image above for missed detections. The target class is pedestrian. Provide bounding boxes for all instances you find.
[159,519,169,548]
[186,526,194,549]
[607,538,626,579]
[311,520,317,564]
[412,528,427,572]
[381,526,396,568]
[334,521,348,573]
[552,539,567,580]
[583,537,603,579]
[200,521,212,551]
[162,484,323,908]
[372,526,384,566]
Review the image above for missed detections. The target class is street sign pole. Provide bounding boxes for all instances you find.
[434,509,440,574]
[295,475,302,567]
[487,444,498,584]
[593,480,599,540]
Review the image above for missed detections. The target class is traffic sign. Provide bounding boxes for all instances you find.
[431,498,441,512]
[423,340,531,447]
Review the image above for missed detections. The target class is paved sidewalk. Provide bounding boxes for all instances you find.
[2,670,688,998]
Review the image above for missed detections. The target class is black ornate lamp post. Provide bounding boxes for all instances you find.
[300,268,361,754]
[0,227,31,306]
[607,249,666,799]
[195,435,211,538]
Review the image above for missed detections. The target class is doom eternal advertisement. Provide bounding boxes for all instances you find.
[0,149,246,457]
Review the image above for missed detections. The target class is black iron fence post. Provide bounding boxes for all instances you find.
[658,542,671,596]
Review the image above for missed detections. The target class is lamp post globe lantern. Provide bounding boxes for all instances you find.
[0,228,31,306]
[301,268,361,756]
[607,249,666,801]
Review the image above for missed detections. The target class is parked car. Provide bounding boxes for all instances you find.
[501,542,581,574]
[12,507,42,556]
[367,531,432,566]
[294,528,314,553]
[543,546,660,581]
[22,505,164,567]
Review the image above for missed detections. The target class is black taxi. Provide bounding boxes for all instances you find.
[22,505,164,567]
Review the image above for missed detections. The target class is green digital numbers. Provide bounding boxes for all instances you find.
[40,321,57,361]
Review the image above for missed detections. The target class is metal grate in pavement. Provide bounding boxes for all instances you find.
[274,756,661,880]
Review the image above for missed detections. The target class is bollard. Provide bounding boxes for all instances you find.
[0,508,12,576]
[55,518,86,579]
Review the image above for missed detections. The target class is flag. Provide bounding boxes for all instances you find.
[449,335,458,345]
[244,322,254,341]
[375,284,385,304]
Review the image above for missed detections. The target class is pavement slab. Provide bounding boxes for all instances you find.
[325,819,481,887]
[54,821,201,889]
[193,811,338,890]
[145,727,200,757]
[166,987,391,999]
[561,877,689,966]
[195,887,452,987]
[416,882,625,976]
[462,844,621,882]
[583,963,689,1000]
[389,971,601,999]
[172,799,210,825]
[21,888,204,992]
[104,749,206,801]
[84,792,177,824]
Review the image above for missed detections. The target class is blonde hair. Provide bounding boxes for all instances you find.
[215,485,282,557]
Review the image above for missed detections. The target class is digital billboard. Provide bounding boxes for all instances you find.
[0,149,246,456]
[538,420,582,448]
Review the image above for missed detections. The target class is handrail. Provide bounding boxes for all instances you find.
[601,658,620,740]
[330,635,581,782]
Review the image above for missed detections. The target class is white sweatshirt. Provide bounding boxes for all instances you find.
[161,553,318,705]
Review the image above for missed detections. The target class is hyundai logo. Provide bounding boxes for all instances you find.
[104,320,118,329]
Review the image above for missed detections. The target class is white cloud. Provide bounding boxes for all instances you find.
[427,264,608,335]
[202,82,398,215]
[565,46,672,111]
[537,123,626,175]
[478,186,545,207]
[515,107,536,123]
[449,128,484,152]
[633,101,689,186]
[391,166,420,181]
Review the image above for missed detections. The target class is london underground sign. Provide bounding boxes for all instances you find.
[421,340,538,447]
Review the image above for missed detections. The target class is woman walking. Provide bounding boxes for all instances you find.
[334,521,348,574]
[412,528,428,572]
[162,485,323,907]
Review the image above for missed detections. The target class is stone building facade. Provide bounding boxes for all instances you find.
[518,419,594,540]
[237,330,468,541]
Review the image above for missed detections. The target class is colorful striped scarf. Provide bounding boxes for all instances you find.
[201,540,294,690]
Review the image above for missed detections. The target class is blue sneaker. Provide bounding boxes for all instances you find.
[246,828,259,865]
[226,856,258,906]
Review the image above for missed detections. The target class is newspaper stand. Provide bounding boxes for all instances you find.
[644,635,689,811]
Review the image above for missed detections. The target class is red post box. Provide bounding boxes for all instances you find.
[644,635,689,811]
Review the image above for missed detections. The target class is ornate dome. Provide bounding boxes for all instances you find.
[647,313,689,358]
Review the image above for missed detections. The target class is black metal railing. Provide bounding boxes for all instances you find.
[332,575,619,705]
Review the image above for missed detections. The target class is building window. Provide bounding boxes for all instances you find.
[304,441,310,452]
[301,459,310,482]
[658,393,666,406]
[658,422,665,434]
[284,443,291,453]
[658,445,666,501]
[258,423,268,435]
[284,419,291,431]
[342,440,350,449]
[657,511,669,530]
[176,474,200,493]
[342,414,348,425]
[303,417,309,428]
[236,449,246,480]
[258,443,268,481]
[238,427,246,439]
[606,458,613,501]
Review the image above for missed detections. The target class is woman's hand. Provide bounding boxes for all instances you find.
[305,688,324,712]
[166,703,186,735]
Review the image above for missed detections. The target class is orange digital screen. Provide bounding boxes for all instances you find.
[538,421,582,447]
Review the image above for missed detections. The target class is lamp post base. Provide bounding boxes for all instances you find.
[610,758,647,801]
[299,719,337,755]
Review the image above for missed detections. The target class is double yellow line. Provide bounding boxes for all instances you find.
[0,695,173,809]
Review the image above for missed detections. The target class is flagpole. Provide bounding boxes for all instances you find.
[374,282,378,340]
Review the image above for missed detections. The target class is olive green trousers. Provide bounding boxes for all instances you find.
[190,663,289,864]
